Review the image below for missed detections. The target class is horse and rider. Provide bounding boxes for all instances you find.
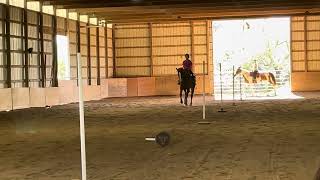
[176,54,196,106]
[234,61,277,88]
[234,61,277,96]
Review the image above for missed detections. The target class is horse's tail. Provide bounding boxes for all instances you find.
[269,73,277,87]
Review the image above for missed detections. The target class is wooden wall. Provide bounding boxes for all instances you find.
[115,24,151,77]
[114,21,214,94]
[114,21,213,77]
[0,3,114,89]
[0,5,4,88]
[291,15,320,91]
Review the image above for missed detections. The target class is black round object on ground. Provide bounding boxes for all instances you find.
[155,132,170,147]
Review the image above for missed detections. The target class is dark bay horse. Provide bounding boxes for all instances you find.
[176,68,196,106]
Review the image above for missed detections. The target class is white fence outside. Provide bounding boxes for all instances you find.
[213,65,290,100]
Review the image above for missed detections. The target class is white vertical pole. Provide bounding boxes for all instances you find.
[202,61,206,119]
[232,66,235,106]
[77,53,87,180]
[219,63,223,102]
[232,66,235,102]
[240,75,243,101]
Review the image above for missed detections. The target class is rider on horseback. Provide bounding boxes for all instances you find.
[178,54,195,85]
[183,54,193,73]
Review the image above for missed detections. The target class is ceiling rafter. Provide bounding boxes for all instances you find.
[27,0,320,23]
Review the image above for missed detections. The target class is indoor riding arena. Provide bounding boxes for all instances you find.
[1,1,320,180]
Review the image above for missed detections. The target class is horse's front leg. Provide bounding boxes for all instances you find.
[190,88,194,106]
[184,89,189,106]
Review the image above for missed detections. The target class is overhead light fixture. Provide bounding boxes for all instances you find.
[99,19,106,27]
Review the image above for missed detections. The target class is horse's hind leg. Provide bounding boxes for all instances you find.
[190,88,194,106]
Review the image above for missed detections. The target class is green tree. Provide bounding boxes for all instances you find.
[58,60,66,80]
[242,40,290,72]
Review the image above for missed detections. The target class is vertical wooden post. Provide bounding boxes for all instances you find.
[96,27,100,85]
[37,2,42,87]
[76,14,81,85]
[5,5,11,88]
[1,5,6,87]
[52,7,58,87]
[105,26,108,78]
[20,7,25,87]
[190,21,195,72]
[39,11,45,87]
[149,23,153,77]
[290,17,293,73]
[112,25,116,77]
[304,15,308,72]
[23,1,29,87]
[206,20,210,76]
[66,9,69,36]
[87,22,91,85]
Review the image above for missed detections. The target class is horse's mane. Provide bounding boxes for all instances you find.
[176,67,184,72]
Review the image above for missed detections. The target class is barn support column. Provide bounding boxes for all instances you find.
[290,17,293,73]
[1,5,6,87]
[87,24,91,85]
[76,14,81,85]
[23,1,29,87]
[190,21,195,72]
[52,7,58,87]
[96,27,100,85]
[112,25,116,77]
[149,23,153,77]
[37,2,42,87]
[304,15,308,72]
[104,26,108,78]
[39,11,45,87]
[206,20,210,75]
[5,4,11,88]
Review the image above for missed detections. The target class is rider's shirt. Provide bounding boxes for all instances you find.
[183,59,192,70]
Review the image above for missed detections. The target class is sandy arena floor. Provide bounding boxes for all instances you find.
[0,95,320,180]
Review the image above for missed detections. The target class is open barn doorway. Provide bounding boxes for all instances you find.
[213,17,291,100]
[57,35,71,80]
